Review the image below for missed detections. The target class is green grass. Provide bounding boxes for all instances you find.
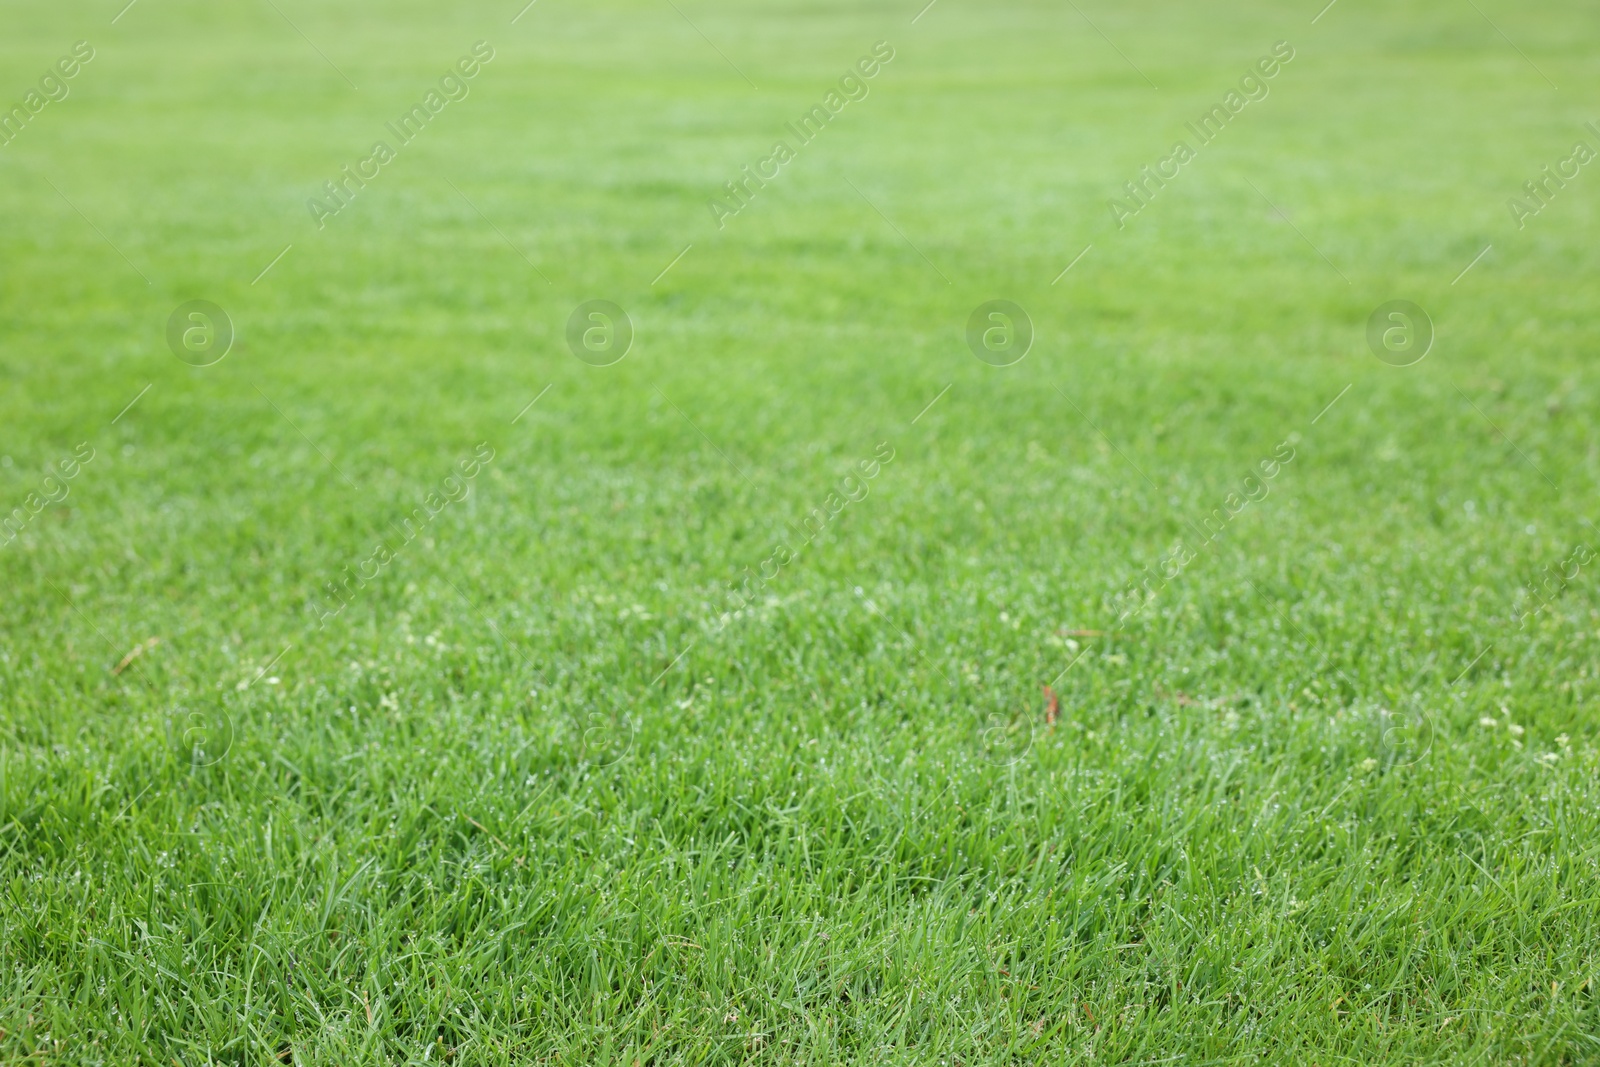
[3,0,1600,1062]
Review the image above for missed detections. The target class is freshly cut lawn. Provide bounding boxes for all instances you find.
[2,0,1598,1062]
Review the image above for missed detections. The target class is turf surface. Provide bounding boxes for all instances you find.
[3,0,1599,1062]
